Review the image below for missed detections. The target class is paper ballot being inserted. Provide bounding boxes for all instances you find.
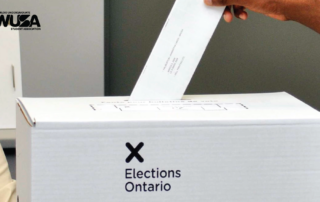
[130,0,224,101]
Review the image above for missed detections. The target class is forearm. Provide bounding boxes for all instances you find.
[286,0,320,33]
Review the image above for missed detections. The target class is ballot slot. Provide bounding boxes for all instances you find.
[90,101,248,112]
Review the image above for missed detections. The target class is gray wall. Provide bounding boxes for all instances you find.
[109,0,320,110]
[1,0,105,97]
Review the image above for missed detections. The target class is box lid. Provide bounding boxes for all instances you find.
[17,92,320,129]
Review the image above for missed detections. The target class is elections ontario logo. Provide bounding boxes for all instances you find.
[0,11,41,31]
[125,142,182,193]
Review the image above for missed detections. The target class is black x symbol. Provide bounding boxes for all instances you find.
[126,142,144,163]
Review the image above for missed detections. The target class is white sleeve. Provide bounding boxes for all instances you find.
[0,144,16,202]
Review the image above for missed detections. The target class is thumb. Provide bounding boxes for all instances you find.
[204,0,242,6]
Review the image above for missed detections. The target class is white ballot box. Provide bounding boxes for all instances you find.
[16,92,320,202]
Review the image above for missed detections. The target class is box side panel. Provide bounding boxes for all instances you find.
[31,124,320,202]
[16,104,32,202]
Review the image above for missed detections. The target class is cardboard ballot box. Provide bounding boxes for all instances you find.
[16,92,320,202]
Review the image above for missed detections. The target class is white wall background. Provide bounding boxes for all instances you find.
[1,0,105,170]
[1,0,104,97]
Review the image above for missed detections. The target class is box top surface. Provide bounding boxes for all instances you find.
[17,92,320,128]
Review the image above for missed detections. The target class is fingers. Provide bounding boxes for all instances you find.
[204,0,248,22]
[223,6,233,23]
[233,5,248,20]
[223,6,247,23]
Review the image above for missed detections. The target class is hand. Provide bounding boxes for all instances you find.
[204,0,320,34]
[204,0,289,22]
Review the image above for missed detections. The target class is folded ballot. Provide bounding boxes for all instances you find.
[130,0,224,100]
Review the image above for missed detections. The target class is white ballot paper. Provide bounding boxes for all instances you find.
[130,0,224,101]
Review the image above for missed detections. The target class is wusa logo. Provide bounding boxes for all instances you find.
[0,11,41,30]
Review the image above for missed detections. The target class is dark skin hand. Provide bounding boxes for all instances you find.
[204,0,320,34]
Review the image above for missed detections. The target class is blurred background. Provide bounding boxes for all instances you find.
[108,0,320,110]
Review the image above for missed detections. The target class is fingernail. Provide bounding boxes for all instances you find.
[239,13,246,20]
[204,0,213,6]
[223,14,228,21]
